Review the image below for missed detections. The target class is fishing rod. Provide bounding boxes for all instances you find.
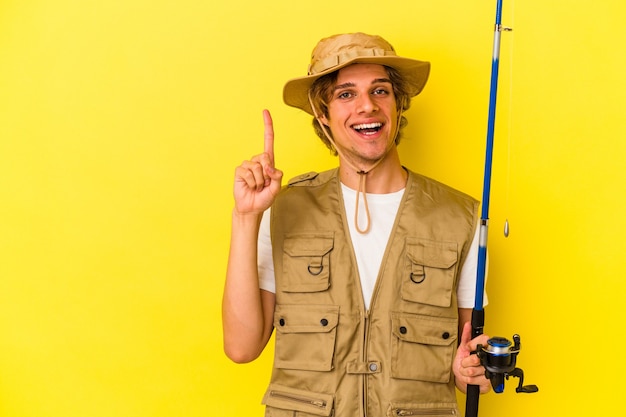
[465,1,538,416]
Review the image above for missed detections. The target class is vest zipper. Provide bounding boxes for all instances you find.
[363,309,371,417]
[392,408,457,416]
[268,390,327,409]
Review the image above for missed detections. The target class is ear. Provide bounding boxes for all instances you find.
[318,114,329,126]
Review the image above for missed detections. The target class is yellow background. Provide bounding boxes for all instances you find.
[1,0,624,416]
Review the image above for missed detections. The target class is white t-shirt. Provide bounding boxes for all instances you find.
[258,184,487,310]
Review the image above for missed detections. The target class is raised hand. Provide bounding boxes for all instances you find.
[233,109,283,215]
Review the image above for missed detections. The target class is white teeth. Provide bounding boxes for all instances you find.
[353,122,382,130]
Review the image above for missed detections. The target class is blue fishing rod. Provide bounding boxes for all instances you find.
[465,1,538,416]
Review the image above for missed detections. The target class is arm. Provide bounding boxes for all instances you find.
[458,307,472,337]
[222,110,283,363]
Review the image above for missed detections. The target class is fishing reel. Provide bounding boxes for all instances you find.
[476,334,539,394]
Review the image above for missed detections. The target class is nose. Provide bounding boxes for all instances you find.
[356,94,378,114]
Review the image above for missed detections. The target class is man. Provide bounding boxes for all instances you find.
[223,32,491,416]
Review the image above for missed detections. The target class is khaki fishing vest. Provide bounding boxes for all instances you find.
[263,168,478,417]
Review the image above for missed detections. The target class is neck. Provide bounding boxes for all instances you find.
[339,148,406,193]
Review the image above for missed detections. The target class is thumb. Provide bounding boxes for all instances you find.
[264,165,283,194]
[265,164,283,181]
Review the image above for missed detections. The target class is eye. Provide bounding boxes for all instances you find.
[336,91,354,100]
[372,88,389,96]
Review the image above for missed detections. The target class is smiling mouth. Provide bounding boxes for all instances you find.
[352,122,383,136]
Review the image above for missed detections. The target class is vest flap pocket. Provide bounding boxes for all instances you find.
[391,313,457,346]
[403,238,458,307]
[390,313,457,383]
[284,234,334,257]
[282,233,334,293]
[273,304,339,371]
[274,304,339,334]
[405,238,457,269]
[263,383,334,416]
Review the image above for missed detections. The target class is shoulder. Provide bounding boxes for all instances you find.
[273,168,339,213]
[286,168,338,187]
[407,169,478,203]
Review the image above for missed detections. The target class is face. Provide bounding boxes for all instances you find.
[319,64,399,168]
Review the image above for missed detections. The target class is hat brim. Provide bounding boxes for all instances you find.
[283,56,430,115]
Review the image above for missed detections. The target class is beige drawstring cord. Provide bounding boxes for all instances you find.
[308,92,403,234]
[354,170,371,233]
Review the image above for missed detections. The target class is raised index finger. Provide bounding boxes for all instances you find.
[263,109,274,166]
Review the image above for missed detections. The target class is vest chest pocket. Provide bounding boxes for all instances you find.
[282,234,334,293]
[274,304,339,372]
[390,313,458,383]
[403,238,458,308]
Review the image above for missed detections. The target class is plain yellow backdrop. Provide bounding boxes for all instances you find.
[1,0,624,416]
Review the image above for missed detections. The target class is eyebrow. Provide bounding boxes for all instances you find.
[333,78,393,91]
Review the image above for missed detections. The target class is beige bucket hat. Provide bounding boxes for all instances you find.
[283,32,430,115]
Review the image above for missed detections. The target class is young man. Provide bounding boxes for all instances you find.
[223,32,491,416]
